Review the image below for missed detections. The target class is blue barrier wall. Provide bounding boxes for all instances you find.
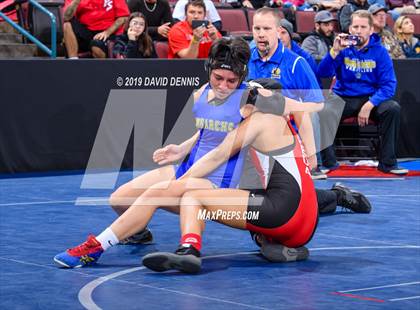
[0,59,418,173]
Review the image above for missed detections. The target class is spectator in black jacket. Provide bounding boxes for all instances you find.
[338,0,369,32]
[127,0,172,41]
[113,12,157,58]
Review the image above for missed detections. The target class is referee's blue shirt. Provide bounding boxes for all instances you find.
[248,40,324,103]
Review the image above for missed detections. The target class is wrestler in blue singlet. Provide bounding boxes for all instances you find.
[175,83,248,188]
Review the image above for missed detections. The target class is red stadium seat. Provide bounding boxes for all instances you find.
[247,9,255,30]
[295,11,339,34]
[217,8,250,34]
[341,117,377,126]
[294,11,340,34]
[77,51,93,58]
[107,40,115,58]
[0,0,14,11]
[154,41,169,58]
[386,13,394,29]
[0,0,17,21]
[332,12,340,33]
[335,117,379,160]
[295,11,316,34]
[329,76,378,160]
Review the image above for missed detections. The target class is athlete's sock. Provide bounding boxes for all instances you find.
[96,227,119,251]
[180,233,202,251]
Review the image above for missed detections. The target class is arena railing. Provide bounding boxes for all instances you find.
[0,0,56,58]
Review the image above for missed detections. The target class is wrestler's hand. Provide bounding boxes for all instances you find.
[153,144,184,165]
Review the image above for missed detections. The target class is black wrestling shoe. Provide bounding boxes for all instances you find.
[332,183,372,214]
[260,239,310,263]
[250,231,263,247]
[119,228,153,245]
[142,245,201,274]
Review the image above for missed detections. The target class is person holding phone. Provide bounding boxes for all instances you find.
[172,0,222,31]
[318,10,408,175]
[167,0,221,59]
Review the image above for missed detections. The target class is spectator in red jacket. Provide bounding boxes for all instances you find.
[63,0,129,58]
[167,0,221,59]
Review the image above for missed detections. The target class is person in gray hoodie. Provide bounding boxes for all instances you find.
[302,10,337,59]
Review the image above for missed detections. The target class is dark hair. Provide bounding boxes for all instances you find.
[184,0,206,15]
[206,37,251,84]
[125,12,154,57]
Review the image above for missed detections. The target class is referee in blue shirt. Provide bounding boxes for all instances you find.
[247,8,327,179]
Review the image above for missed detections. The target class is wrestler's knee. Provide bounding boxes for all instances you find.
[180,191,204,211]
[109,186,127,207]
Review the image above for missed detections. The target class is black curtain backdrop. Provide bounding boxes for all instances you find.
[0,59,419,174]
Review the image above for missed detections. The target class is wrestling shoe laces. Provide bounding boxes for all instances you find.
[332,182,372,213]
[67,235,102,256]
[142,244,201,273]
[176,244,201,257]
[54,235,103,268]
[119,228,153,245]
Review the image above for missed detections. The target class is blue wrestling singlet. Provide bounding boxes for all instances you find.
[175,83,248,188]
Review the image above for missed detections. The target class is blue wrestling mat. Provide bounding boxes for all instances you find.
[0,172,419,309]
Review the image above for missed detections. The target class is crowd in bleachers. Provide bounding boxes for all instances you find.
[1,0,419,58]
[39,0,418,59]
